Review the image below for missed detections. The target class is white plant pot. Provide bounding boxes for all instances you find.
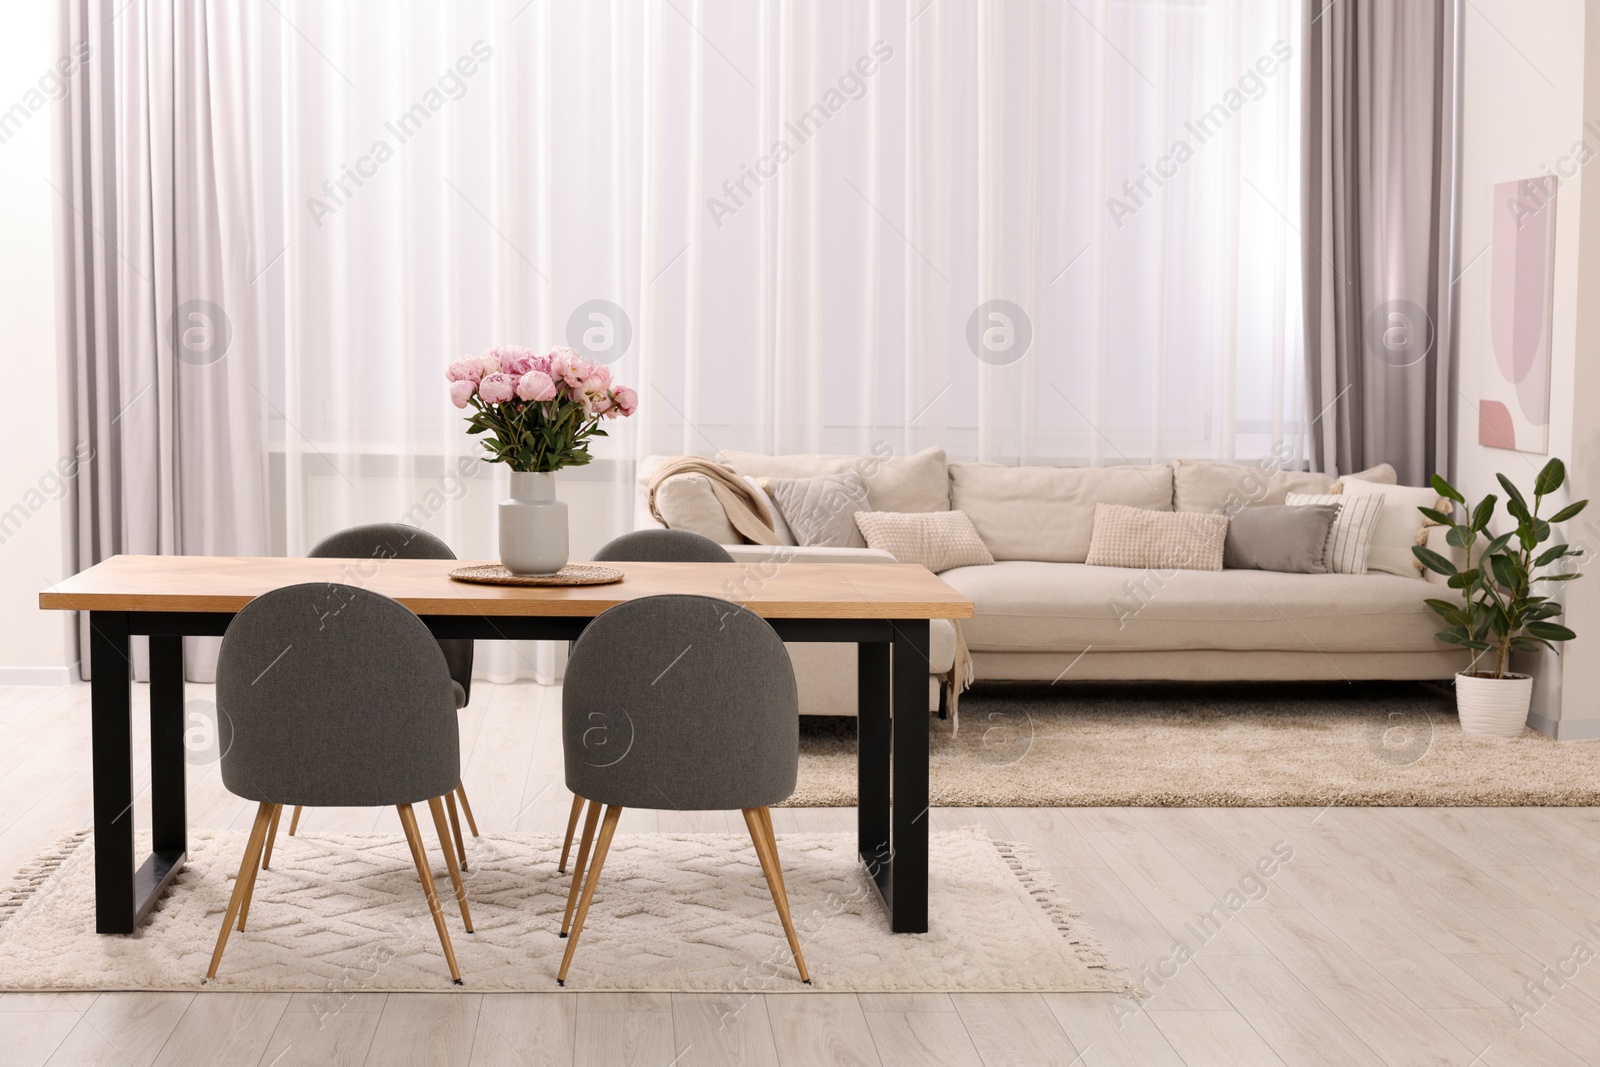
[1454,671,1533,737]
[499,471,568,576]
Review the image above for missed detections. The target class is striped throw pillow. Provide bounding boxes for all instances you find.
[1285,492,1384,575]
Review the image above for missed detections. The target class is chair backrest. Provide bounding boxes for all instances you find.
[564,594,798,811]
[216,583,460,807]
[593,529,734,563]
[309,522,474,705]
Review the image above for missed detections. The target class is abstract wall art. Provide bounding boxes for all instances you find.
[1479,176,1557,453]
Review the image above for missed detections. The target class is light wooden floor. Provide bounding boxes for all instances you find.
[2,680,1599,1066]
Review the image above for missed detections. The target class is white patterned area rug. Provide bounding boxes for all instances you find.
[0,826,1129,995]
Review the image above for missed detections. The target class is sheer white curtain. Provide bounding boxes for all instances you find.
[252,0,1304,677]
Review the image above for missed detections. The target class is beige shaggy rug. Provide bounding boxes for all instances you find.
[0,827,1128,995]
[788,681,1600,807]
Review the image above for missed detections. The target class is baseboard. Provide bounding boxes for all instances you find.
[0,663,80,686]
[1526,710,1600,741]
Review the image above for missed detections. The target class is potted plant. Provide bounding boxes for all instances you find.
[447,346,637,575]
[1413,458,1587,736]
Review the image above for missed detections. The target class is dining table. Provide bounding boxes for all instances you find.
[40,554,974,936]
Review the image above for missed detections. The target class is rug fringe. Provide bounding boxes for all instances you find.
[989,835,1139,996]
[0,829,91,932]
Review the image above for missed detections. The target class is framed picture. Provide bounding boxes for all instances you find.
[1479,176,1557,453]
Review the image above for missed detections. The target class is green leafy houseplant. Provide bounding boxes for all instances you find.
[1412,458,1588,679]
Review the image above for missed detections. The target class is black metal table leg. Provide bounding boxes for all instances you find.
[857,642,892,876]
[889,620,930,932]
[90,611,135,934]
[147,636,188,859]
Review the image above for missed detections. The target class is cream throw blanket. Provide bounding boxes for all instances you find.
[647,457,780,546]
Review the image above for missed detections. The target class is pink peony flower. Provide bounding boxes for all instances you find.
[477,372,515,405]
[547,347,581,387]
[480,350,502,375]
[610,385,638,417]
[516,370,558,402]
[449,379,477,408]
[446,356,483,383]
[500,346,540,377]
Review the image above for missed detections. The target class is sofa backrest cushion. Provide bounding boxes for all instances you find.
[1172,458,1335,514]
[719,445,949,513]
[949,462,1173,563]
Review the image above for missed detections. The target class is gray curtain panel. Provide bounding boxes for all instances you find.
[1302,0,1460,486]
[54,0,267,680]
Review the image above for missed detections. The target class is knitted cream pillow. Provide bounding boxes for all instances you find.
[853,511,995,573]
[1084,503,1228,571]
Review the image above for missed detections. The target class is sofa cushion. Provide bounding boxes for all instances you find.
[1223,503,1339,573]
[653,474,741,544]
[1085,504,1227,571]
[937,560,1447,654]
[1286,492,1384,574]
[854,510,994,573]
[765,472,870,548]
[949,463,1173,563]
[1332,462,1399,490]
[720,446,949,513]
[1335,478,1444,578]
[1172,458,1334,514]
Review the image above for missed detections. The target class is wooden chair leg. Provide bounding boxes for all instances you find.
[445,790,469,872]
[260,805,283,871]
[455,783,479,837]
[398,803,463,985]
[288,805,302,835]
[557,804,621,986]
[427,795,473,932]
[239,804,281,931]
[561,799,602,936]
[743,806,810,984]
[559,793,585,874]
[207,803,274,980]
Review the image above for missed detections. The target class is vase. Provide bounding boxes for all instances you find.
[500,471,569,576]
[1454,671,1533,737]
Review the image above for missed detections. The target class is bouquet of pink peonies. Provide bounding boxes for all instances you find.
[447,345,638,473]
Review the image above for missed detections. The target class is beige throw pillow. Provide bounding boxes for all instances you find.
[1084,503,1228,571]
[763,472,870,548]
[853,511,995,573]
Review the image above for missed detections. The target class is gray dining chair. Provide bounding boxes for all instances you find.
[556,593,809,986]
[209,582,472,984]
[265,523,480,872]
[557,529,734,875]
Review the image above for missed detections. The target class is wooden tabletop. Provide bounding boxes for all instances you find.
[39,555,974,620]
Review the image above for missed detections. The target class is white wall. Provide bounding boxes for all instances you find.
[0,2,74,683]
[1454,0,1598,734]
[1556,0,1600,736]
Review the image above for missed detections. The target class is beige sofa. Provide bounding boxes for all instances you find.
[635,447,1466,715]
